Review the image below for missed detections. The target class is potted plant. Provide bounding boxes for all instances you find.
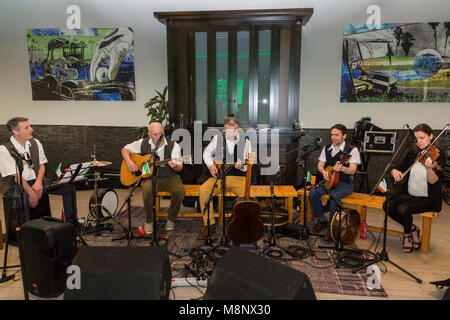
[136,86,172,138]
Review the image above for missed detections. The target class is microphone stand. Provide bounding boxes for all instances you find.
[151,134,166,246]
[352,129,422,283]
[202,177,220,246]
[1,151,30,299]
[316,182,362,269]
[220,132,230,246]
[111,176,145,245]
[267,182,277,246]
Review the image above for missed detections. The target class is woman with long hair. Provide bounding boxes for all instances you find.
[384,123,444,253]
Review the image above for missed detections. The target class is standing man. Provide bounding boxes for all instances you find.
[309,124,361,238]
[0,117,79,226]
[197,116,252,239]
[121,122,185,234]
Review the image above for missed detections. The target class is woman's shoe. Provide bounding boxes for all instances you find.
[411,224,421,250]
[402,233,413,253]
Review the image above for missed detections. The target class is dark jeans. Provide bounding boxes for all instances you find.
[383,193,435,234]
[309,182,354,225]
[24,178,78,225]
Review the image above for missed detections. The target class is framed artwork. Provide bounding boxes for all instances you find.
[27,27,135,101]
[341,22,450,102]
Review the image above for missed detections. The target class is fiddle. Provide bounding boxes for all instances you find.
[417,145,443,171]
[400,123,448,180]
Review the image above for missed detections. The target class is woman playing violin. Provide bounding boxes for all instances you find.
[384,123,444,253]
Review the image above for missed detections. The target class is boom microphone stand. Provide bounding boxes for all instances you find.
[220,132,230,246]
[352,128,422,283]
[111,176,145,245]
[150,134,168,246]
[0,152,30,299]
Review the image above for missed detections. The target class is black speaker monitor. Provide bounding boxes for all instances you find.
[21,218,77,298]
[64,246,171,300]
[204,247,316,300]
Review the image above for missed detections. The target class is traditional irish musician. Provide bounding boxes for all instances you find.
[0,117,80,227]
[384,123,444,253]
[121,122,185,234]
[197,116,251,240]
[309,124,361,239]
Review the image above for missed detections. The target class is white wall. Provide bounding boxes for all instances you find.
[0,0,449,129]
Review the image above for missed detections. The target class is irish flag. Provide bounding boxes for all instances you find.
[377,178,388,193]
[55,163,62,180]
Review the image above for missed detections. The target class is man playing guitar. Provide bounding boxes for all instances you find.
[197,116,252,239]
[121,122,185,234]
[309,124,361,239]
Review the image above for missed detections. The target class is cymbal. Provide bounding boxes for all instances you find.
[91,160,112,167]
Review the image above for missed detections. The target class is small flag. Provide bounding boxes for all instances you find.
[377,178,388,193]
[142,163,151,177]
[55,163,62,179]
[306,171,311,184]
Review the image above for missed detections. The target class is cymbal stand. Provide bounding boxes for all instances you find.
[81,146,114,235]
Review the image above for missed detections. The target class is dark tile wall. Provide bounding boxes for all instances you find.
[1,124,447,193]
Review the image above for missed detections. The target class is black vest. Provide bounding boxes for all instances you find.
[3,138,40,178]
[214,140,246,177]
[324,143,354,184]
[140,137,177,179]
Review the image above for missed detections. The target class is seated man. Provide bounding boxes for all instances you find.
[309,124,360,239]
[0,117,79,226]
[121,122,185,234]
[198,115,251,239]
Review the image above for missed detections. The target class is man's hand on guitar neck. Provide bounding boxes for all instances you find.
[209,164,219,178]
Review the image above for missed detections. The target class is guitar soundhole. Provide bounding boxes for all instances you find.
[134,170,142,177]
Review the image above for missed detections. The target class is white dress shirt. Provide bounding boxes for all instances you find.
[123,137,181,162]
[203,133,252,171]
[318,141,361,165]
[0,136,47,180]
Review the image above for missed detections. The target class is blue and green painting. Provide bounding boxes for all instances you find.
[341,22,450,102]
[27,28,135,101]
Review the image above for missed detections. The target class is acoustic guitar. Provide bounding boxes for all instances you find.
[226,153,264,244]
[324,152,352,190]
[120,153,192,186]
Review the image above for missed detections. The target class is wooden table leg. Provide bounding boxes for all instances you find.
[355,205,367,238]
[287,197,293,223]
[156,196,160,217]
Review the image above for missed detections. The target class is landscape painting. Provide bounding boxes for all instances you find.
[341,22,450,102]
[27,28,135,101]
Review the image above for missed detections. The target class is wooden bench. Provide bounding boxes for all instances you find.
[156,185,298,226]
[297,189,439,253]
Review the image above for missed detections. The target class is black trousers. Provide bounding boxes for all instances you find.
[383,193,434,234]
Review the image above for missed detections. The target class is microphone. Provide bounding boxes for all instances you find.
[270,181,274,196]
[9,146,33,167]
[155,133,165,148]
[405,124,417,143]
